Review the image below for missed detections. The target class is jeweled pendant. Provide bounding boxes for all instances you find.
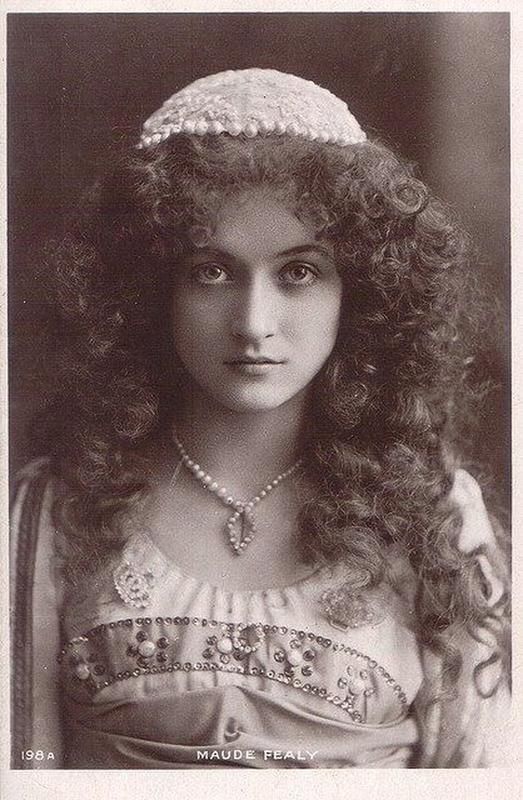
[226,506,256,555]
[172,427,302,557]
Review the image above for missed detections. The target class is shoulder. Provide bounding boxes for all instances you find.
[10,457,58,585]
[11,456,53,503]
[448,467,508,605]
[10,457,65,767]
[11,456,52,522]
[449,468,497,549]
[414,470,511,766]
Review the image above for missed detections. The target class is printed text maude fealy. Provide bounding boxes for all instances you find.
[197,749,318,762]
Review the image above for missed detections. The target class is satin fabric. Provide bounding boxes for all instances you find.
[63,686,418,769]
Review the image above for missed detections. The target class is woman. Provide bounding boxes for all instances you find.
[11,69,510,769]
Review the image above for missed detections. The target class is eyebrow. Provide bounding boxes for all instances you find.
[277,244,334,259]
[185,243,334,262]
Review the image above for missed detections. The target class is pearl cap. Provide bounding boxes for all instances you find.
[139,68,366,149]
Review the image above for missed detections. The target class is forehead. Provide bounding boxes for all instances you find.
[202,187,329,259]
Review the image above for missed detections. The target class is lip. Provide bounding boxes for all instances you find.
[224,356,285,377]
[225,356,284,365]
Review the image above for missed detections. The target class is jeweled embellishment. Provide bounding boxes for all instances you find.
[336,665,377,722]
[202,623,266,664]
[113,561,155,608]
[172,429,302,555]
[127,630,176,668]
[65,643,106,687]
[273,640,317,677]
[320,583,387,630]
[59,615,408,720]
[71,655,101,682]
[338,665,376,697]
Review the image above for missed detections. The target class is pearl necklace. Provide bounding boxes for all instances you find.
[172,431,303,556]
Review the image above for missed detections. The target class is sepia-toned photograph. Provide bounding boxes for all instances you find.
[8,11,511,772]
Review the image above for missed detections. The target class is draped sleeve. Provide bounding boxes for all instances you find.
[414,628,511,767]
[413,469,512,767]
[10,459,64,769]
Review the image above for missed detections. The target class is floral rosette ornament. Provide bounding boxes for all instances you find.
[320,583,387,630]
[113,561,155,608]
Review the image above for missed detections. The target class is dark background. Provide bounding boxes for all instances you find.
[8,13,510,506]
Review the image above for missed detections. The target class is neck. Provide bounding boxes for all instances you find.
[166,388,307,496]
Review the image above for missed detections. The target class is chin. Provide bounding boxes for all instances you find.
[217,397,289,415]
[213,388,300,415]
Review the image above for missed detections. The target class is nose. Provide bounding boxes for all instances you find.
[230,278,277,342]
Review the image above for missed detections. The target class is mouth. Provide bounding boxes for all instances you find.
[225,356,284,366]
[224,356,285,376]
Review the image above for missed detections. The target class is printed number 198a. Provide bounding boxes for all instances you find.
[21,750,55,761]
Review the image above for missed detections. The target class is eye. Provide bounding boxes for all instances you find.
[192,262,231,284]
[280,262,319,287]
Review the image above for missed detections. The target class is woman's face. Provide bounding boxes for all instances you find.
[172,187,343,414]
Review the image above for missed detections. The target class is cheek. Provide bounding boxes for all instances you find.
[172,295,221,344]
[299,293,342,349]
[172,300,198,364]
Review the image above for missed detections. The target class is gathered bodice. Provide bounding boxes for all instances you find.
[58,529,423,768]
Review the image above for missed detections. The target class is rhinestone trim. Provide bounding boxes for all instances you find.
[59,615,408,712]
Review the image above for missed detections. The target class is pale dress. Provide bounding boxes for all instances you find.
[11,459,510,770]
[60,528,423,769]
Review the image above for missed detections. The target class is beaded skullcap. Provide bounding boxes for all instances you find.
[139,68,366,149]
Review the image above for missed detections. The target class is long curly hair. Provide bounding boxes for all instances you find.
[39,133,509,705]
